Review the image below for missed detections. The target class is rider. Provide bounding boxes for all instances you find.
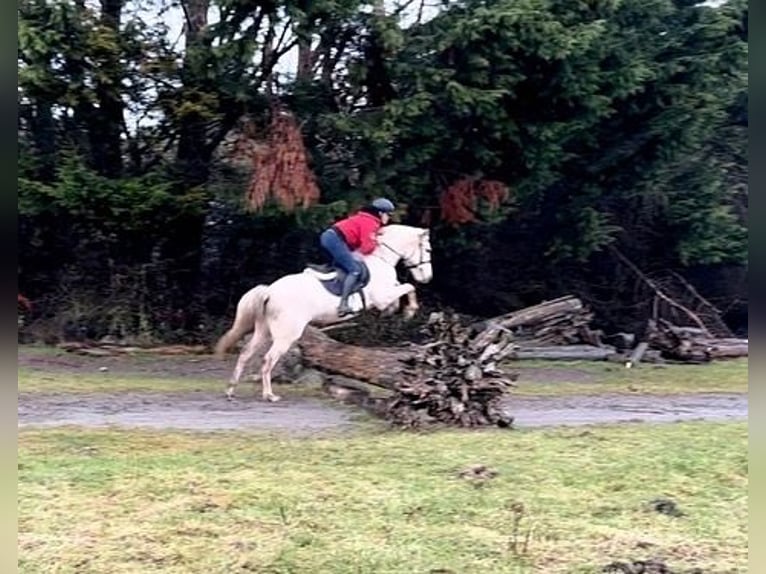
[320,197,396,316]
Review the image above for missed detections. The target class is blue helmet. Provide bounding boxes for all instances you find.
[371,197,396,213]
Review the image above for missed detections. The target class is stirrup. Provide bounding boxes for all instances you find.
[337,303,354,317]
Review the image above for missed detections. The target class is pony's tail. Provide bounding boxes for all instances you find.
[214,285,270,358]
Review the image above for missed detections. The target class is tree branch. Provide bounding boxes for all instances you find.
[609,246,712,337]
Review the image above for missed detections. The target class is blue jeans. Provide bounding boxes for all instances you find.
[320,228,362,277]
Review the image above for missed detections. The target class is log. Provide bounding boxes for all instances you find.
[646,319,748,362]
[298,327,406,389]
[508,344,617,361]
[470,296,587,333]
[625,342,649,368]
[299,313,517,428]
[701,337,749,346]
[468,296,598,349]
[705,341,748,359]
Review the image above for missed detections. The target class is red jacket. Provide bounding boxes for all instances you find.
[334,211,382,255]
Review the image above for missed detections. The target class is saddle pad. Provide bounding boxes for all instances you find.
[303,262,370,297]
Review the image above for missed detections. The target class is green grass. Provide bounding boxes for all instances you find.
[18,368,216,393]
[19,357,748,399]
[507,358,748,396]
[17,348,749,572]
[18,422,747,573]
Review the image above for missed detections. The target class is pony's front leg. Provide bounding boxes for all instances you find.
[403,289,420,320]
[371,283,416,314]
[382,300,400,315]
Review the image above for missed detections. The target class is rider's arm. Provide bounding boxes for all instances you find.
[358,231,377,255]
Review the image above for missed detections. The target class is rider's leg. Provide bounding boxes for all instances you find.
[319,228,362,316]
[319,228,340,267]
[337,266,361,316]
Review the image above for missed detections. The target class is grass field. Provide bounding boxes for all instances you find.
[19,422,747,573]
[18,356,749,398]
[509,358,748,396]
[18,351,749,573]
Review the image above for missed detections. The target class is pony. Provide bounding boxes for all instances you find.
[215,224,433,401]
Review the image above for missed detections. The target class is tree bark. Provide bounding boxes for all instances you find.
[646,318,748,362]
[91,0,125,177]
[30,102,57,181]
[298,327,408,389]
[297,36,314,81]
[625,341,649,368]
[509,345,617,361]
[469,296,587,332]
[176,0,213,186]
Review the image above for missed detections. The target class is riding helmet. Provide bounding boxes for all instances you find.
[371,197,396,213]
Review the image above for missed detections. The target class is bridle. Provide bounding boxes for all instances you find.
[378,234,431,271]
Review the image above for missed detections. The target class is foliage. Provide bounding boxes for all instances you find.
[16,0,748,340]
[239,109,322,212]
[439,178,512,226]
[19,152,205,249]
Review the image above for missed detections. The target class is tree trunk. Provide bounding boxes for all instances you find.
[176,0,212,187]
[31,101,57,181]
[646,318,748,362]
[298,327,407,389]
[469,295,587,333]
[90,0,125,178]
[297,37,314,81]
[509,344,617,361]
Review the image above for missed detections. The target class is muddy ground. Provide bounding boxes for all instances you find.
[18,348,748,433]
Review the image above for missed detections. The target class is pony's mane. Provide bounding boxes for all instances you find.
[379,223,426,237]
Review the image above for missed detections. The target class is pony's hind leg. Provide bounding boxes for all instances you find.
[226,327,267,400]
[260,319,306,402]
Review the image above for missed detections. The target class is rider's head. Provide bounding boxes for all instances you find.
[365,197,396,224]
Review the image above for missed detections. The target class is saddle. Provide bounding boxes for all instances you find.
[304,262,371,298]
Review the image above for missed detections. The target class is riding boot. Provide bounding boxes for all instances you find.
[337,272,359,317]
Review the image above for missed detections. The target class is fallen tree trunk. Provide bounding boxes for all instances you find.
[298,327,406,389]
[469,295,588,332]
[646,319,748,362]
[509,344,617,361]
[468,296,600,353]
[703,341,748,359]
[58,342,209,356]
[299,314,517,428]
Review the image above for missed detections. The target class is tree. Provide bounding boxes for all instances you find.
[18,0,177,178]
[317,0,747,266]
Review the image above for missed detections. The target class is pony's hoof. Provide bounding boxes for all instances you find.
[226,392,235,401]
[264,394,281,403]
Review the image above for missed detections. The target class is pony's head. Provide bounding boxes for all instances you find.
[378,225,433,283]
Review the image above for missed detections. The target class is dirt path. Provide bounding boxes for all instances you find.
[18,391,357,434]
[501,393,746,427]
[17,390,747,433]
[18,347,748,433]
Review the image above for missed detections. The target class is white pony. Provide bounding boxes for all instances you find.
[215,224,433,401]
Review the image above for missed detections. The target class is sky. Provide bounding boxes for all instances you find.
[146,0,728,76]
[123,0,730,132]
[146,0,444,77]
